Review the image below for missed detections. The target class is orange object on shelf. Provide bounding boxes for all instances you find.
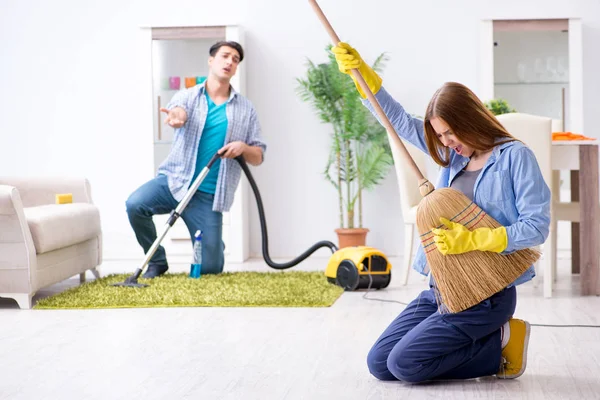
[185,77,197,88]
[552,132,595,141]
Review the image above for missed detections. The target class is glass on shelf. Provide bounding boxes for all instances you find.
[517,62,527,83]
[557,56,569,81]
[534,57,545,81]
[546,56,558,82]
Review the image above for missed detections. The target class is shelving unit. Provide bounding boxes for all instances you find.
[492,29,570,124]
[480,18,582,133]
[139,25,250,264]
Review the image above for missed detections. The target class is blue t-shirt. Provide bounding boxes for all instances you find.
[191,92,228,194]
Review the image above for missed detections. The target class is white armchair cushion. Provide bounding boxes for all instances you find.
[23,203,101,254]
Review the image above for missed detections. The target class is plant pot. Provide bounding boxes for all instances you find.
[335,228,369,249]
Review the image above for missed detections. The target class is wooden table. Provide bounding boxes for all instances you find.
[552,140,600,295]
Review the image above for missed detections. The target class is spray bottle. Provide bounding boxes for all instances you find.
[190,230,202,278]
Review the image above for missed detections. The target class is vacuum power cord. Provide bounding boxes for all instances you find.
[362,270,408,305]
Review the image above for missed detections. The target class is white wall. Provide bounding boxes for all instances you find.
[1,0,599,261]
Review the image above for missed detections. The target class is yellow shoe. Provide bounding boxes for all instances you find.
[497,318,531,379]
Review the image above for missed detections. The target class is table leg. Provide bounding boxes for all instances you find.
[579,145,600,295]
[571,170,580,274]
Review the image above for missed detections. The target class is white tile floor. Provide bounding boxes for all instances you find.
[1,256,600,399]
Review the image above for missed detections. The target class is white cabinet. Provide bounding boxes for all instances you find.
[146,25,249,263]
[493,30,569,124]
[479,18,583,133]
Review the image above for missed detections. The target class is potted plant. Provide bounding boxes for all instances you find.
[296,45,393,248]
[484,98,516,115]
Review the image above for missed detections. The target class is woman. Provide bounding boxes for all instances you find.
[332,42,550,383]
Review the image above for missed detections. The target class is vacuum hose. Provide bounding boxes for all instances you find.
[235,155,338,269]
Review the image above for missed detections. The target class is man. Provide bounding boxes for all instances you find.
[126,41,266,278]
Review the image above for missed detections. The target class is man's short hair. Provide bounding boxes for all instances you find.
[209,41,244,62]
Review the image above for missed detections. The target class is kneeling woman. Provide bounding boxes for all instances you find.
[333,42,550,382]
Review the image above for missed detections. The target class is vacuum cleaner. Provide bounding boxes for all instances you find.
[113,152,392,290]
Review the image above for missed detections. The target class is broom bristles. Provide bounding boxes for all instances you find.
[416,188,541,313]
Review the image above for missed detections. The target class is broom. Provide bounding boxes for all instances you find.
[307,0,541,313]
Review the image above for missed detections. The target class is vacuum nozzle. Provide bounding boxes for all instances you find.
[112,269,148,288]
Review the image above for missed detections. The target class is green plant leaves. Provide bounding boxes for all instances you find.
[296,45,392,228]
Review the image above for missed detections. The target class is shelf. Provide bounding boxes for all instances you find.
[495,81,569,86]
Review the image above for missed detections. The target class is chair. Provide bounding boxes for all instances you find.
[549,118,581,285]
[550,117,580,235]
[496,113,559,297]
[389,137,431,285]
[0,177,102,308]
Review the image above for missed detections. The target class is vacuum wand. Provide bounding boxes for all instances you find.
[112,153,221,288]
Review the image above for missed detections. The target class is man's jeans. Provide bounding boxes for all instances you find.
[126,174,224,274]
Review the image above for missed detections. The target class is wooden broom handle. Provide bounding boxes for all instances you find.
[307,0,434,197]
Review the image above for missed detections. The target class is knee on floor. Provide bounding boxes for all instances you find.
[366,347,396,381]
[386,356,431,384]
[199,261,224,275]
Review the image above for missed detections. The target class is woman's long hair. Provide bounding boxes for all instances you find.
[424,82,518,167]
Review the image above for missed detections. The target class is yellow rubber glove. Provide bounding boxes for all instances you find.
[432,217,508,255]
[331,42,382,99]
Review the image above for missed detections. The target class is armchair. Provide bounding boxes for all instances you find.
[0,177,102,308]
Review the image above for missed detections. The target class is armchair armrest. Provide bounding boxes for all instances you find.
[0,185,30,234]
[0,177,94,208]
[0,185,37,294]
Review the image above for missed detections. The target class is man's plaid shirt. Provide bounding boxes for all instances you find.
[158,82,266,212]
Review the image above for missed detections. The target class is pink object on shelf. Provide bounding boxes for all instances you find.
[169,77,181,90]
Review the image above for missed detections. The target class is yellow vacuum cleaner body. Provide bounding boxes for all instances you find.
[325,246,392,291]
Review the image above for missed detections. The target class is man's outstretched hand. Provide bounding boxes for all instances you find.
[160,107,187,128]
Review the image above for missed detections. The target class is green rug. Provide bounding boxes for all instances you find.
[34,271,344,309]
